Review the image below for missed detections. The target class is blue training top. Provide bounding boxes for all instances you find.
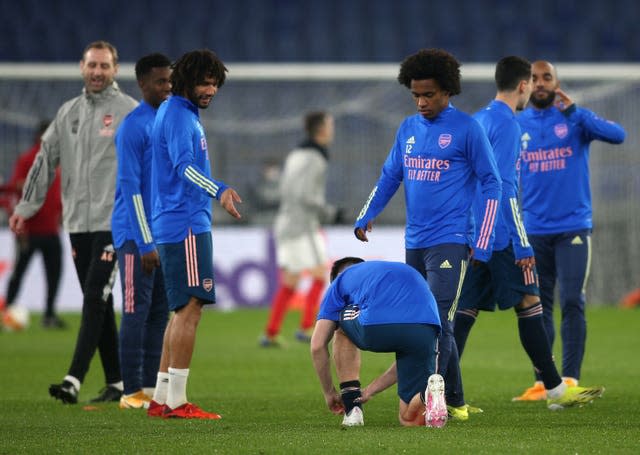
[151,95,228,243]
[355,105,502,262]
[517,105,625,235]
[112,100,157,254]
[317,261,441,328]
[473,100,533,260]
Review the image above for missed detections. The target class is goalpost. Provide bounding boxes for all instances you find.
[1,63,639,304]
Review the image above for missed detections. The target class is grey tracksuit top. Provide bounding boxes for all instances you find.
[14,82,138,233]
[274,141,337,241]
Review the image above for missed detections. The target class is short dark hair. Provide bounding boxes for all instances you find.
[304,111,328,138]
[82,40,118,65]
[330,257,365,282]
[171,49,227,96]
[135,53,172,81]
[397,49,461,96]
[495,56,531,92]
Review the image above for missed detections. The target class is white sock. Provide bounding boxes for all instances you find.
[108,381,124,392]
[143,387,155,398]
[152,372,170,404]
[63,375,81,392]
[166,368,189,410]
[546,381,567,399]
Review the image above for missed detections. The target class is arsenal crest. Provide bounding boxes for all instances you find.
[203,278,213,292]
[554,123,568,139]
[438,133,452,149]
[103,114,113,127]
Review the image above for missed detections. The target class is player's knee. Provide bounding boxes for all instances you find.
[560,296,586,316]
[398,409,422,427]
[174,298,203,323]
[515,294,540,310]
[561,292,585,307]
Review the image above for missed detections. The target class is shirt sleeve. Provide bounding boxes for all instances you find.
[491,121,533,259]
[467,120,502,262]
[316,281,345,322]
[165,112,229,200]
[14,119,60,219]
[286,152,337,222]
[354,133,403,233]
[300,155,336,222]
[566,106,626,144]
[115,119,156,255]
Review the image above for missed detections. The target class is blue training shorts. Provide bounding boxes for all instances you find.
[339,305,439,404]
[157,230,217,311]
[458,244,539,311]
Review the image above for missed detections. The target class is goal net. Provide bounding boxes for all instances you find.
[1,63,638,304]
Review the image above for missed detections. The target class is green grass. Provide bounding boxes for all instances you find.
[1,306,639,454]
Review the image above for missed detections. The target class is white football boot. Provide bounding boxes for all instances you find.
[341,406,364,426]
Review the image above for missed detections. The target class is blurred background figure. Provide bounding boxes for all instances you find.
[1,120,65,330]
[261,111,343,347]
[247,159,281,226]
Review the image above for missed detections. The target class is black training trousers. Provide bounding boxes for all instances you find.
[66,231,121,384]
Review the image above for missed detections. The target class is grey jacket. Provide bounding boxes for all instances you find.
[274,143,337,241]
[15,82,137,233]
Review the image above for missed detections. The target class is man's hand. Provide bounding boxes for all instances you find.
[515,256,536,272]
[554,88,574,111]
[468,246,483,267]
[324,389,345,415]
[220,188,242,219]
[9,213,26,235]
[355,386,373,404]
[141,250,160,275]
[355,221,373,242]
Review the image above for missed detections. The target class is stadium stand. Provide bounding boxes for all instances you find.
[0,0,639,62]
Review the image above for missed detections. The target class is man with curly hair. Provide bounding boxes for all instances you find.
[147,49,242,419]
[354,49,502,421]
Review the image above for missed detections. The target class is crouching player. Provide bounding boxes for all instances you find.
[310,257,446,427]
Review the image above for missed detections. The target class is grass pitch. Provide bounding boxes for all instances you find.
[1,306,638,454]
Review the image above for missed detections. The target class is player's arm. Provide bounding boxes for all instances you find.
[166,120,242,218]
[490,122,534,261]
[115,122,159,273]
[11,119,60,233]
[354,138,404,241]
[555,88,625,143]
[358,361,398,404]
[310,319,344,414]
[467,121,502,262]
[565,106,625,144]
